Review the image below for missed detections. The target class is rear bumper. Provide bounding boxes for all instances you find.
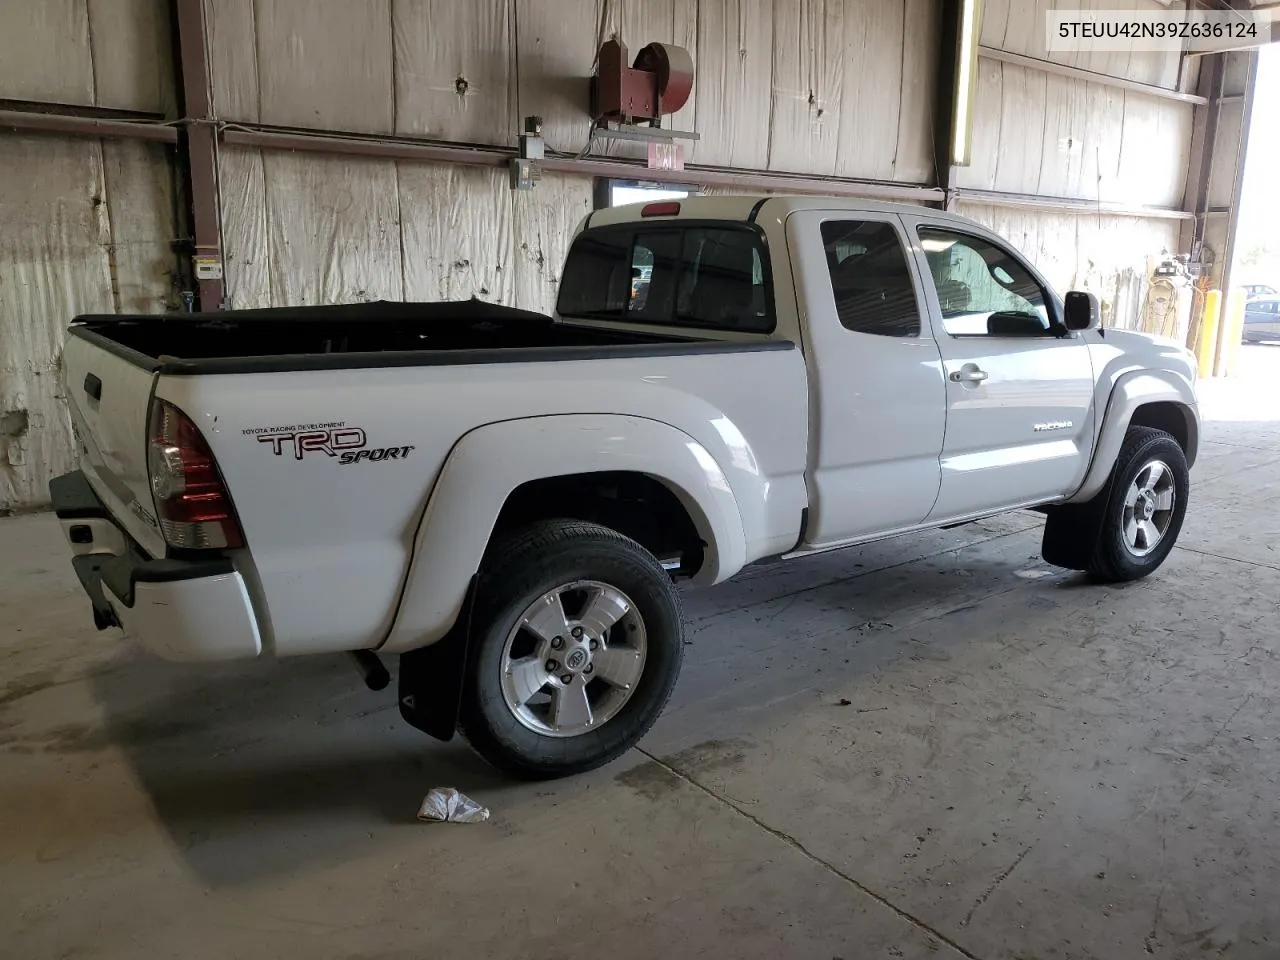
[50,471,263,661]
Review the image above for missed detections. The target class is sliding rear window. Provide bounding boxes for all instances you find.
[556,223,776,334]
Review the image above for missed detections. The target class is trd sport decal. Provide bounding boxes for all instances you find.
[244,422,415,465]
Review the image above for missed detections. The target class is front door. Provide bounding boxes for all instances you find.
[900,219,1097,521]
[786,210,947,545]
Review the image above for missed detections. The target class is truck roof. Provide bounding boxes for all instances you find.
[586,193,985,232]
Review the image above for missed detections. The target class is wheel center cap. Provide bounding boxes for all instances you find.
[565,647,588,671]
[1140,498,1155,520]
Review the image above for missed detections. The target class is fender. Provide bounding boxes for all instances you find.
[377,414,748,654]
[1066,369,1199,504]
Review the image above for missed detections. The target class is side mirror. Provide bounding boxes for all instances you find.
[1064,290,1100,331]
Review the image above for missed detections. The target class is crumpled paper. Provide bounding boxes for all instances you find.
[416,787,490,823]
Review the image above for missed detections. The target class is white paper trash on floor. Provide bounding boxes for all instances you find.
[417,788,490,823]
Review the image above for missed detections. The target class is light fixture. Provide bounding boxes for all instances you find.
[951,0,983,167]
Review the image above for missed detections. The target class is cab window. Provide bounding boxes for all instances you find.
[557,224,775,333]
[917,228,1056,337]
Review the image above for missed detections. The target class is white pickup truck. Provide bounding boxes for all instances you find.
[51,195,1199,778]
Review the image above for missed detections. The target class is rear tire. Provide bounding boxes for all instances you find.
[458,519,684,779]
[1042,426,1188,582]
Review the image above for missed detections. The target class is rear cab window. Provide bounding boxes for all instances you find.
[557,223,776,334]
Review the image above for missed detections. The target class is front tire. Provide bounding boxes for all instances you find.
[1042,426,1189,582]
[458,519,684,779]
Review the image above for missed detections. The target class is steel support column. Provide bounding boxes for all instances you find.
[174,0,223,311]
[1183,54,1226,261]
[934,0,958,208]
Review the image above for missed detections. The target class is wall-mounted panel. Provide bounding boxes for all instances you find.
[100,140,178,313]
[694,0,774,169]
[86,0,175,113]
[208,0,261,121]
[513,0,601,154]
[1206,99,1245,211]
[0,0,95,105]
[254,0,395,133]
[959,61,1191,207]
[981,0,1181,89]
[394,0,514,142]
[766,0,844,175]
[0,0,174,112]
[511,172,592,311]
[399,164,517,304]
[895,0,939,183]
[833,0,905,181]
[217,146,271,308]
[261,152,403,304]
[218,147,590,316]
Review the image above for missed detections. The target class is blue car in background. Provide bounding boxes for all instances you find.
[1243,297,1280,343]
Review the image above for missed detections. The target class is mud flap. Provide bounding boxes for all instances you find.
[397,577,477,742]
[1040,480,1113,571]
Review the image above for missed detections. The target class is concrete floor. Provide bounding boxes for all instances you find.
[3,348,1279,960]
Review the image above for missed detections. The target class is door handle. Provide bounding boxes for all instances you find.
[949,367,988,383]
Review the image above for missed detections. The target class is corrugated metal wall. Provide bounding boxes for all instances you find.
[0,0,1211,510]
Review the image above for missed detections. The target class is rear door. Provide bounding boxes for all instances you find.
[899,217,1097,521]
[786,209,948,545]
[63,332,168,558]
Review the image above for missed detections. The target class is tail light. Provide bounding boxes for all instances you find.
[147,399,244,550]
[641,201,681,217]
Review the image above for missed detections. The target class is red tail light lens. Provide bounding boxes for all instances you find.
[148,399,244,550]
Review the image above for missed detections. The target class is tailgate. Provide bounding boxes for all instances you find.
[63,332,168,559]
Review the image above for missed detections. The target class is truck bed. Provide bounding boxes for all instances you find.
[69,299,764,375]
